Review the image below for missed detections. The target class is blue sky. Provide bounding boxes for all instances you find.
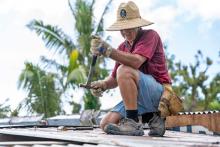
[0,0,219,115]
[168,17,220,75]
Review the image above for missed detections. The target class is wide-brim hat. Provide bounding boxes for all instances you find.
[107,1,153,31]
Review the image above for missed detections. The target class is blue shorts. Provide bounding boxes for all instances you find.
[111,72,164,118]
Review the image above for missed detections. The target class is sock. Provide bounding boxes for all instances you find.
[141,112,154,123]
[126,110,138,122]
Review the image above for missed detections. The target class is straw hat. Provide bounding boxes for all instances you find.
[107,1,153,31]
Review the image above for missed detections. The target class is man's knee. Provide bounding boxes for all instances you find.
[100,119,108,130]
[116,65,139,82]
[100,112,121,130]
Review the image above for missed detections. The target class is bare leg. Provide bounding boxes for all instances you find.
[100,112,121,130]
[101,66,144,136]
[116,65,139,110]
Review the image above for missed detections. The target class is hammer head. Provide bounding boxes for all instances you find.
[79,83,94,89]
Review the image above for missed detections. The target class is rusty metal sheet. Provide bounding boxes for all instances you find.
[166,112,220,133]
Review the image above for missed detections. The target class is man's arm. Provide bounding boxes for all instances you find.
[89,76,117,97]
[103,76,118,89]
[110,49,146,69]
[90,36,147,69]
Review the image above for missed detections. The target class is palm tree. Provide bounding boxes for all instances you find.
[18,62,61,117]
[20,0,112,114]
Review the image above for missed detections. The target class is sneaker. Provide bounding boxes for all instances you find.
[104,118,144,136]
[148,113,165,137]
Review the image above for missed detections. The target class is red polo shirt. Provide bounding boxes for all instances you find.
[111,29,171,84]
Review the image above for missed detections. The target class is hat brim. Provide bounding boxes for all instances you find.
[106,18,153,31]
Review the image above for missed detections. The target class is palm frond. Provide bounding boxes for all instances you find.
[68,0,76,18]
[67,65,86,84]
[20,0,113,113]
[40,56,68,74]
[18,62,61,117]
[74,0,93,56]
[68,50,79,73]
[27,19,76,56]
[18,62,36,90]
[91,0,95,10]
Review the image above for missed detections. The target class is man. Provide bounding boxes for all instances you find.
[90,1,171,137]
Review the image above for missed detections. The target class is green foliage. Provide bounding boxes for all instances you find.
[0,98,10,118]
[18,62,61,117]
[208,100,220,110]
[74,0,93,56]
[67,0,112,110]
[67,50,87,84]
[10,109,19,117]
[27,20,75,56]
[18,0,112,116]
[204,73,220,110]
[83,91,101,110]
[70,101,81,114]
[167,49,220,111]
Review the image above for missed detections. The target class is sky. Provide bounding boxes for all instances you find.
[0,0,220,115]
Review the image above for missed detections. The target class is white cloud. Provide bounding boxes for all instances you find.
[177,0,220,22]
[176,0,220,36]
[148,5,179,41]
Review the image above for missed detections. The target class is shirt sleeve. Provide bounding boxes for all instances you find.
[132,30,159,60]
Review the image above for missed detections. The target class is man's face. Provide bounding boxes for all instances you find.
[120,28,138,43]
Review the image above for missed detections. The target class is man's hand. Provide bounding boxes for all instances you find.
[90,80,107,97]
[90,36,113,57]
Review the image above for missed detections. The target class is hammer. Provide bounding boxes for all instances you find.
[79,55,97,89]
[79,35,106,89]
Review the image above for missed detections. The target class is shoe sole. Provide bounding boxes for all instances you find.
[148,130,165,137]
[148,133,164,137]
[106,129,144,136]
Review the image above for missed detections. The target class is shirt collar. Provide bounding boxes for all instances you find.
[125,28,143,52]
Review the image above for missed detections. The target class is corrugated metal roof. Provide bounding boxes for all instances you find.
[0,111,219,146]
[47,114,81,126]
[0,127,219,147]
[0,115,44,126]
